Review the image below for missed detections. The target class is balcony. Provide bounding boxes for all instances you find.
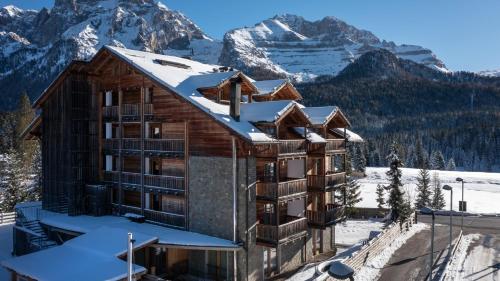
[102,106,119,120]
[326,139,345,152]
[103,138,184,156]
[104,171,185,191]
[256,217,307,245]
[256,178,307,201]
[112,204,185,228]
[307,172,346,192]
[254,140,307,158]
[306,204,346,228]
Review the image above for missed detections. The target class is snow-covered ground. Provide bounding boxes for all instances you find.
[355,223,428,281]
[287,220,385,281]
[0,223,13,280]
[358,167,500,214]
[442,234,481,281]
[335,220,385,246]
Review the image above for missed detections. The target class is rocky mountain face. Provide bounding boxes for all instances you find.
[0,0,221,109]
[0,2,450,109]
[219,14,447,81]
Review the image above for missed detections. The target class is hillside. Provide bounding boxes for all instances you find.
[298,50,500,171]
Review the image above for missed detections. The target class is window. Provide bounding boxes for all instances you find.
[151,159,161,175]
[263,162,276,182]
[149,123,161,139]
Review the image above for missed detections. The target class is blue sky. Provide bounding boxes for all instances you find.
[1,0,500,72]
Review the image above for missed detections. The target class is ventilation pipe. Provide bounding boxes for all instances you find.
[230,77,242,121]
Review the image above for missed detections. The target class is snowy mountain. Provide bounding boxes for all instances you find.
[478,69,500,77]
[220,14,448,81]
[0,0,221,109]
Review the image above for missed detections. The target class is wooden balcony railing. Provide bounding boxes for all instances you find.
[306,204,346,226]
[307,172,346,191]
[144,174,184,191]
[144,103,153,115]
[326,139,345,152]
[256,217,307,243]
[123,138,141,150]
[256,178,307,200]
[103,139,120,150]
[144,139,184,152]
[278,140,307,155]
[122,104,139,116]
[104,171,184,191]
[103,106,119,119]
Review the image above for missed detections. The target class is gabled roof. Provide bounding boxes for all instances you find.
[331,128,364,142]
[102,46,275,143]
[252,79,302,100]
[302,106,351,127]
[240,100,306,124]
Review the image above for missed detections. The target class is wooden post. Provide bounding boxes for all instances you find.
[140,86,145,215]
[184,120,189,230]
[118,88,123,214]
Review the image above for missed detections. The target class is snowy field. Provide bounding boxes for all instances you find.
[335,220,384,246]
[357,167,500,214]
[0,223,13,280]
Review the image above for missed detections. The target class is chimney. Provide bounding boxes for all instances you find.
[230,77,242,121]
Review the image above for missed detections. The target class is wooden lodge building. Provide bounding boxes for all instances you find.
[6,46,361,281]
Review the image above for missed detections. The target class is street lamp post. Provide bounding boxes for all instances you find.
[456,177,464,231]
[422,207,435,281]
[443,185,453,250]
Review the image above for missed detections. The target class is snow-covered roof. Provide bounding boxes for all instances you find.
[252,79,287,95]
[240,100,298,123]
[3,207,241,280]
[2,226,152,281]
[105,46,274,143]
[332,128,364,142]
[302,106,339,126]
[293,127,326,143]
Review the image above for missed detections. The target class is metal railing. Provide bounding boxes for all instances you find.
[122,138,141,150]
[144,103,154,115]
[256,217,307,242]
[306,204,346,225]
[144,209,185,228]
[103,139,120,150]
[256,178,307,200]
[122,104,139,116]
[325,172,346,187]
[122,172,141,185]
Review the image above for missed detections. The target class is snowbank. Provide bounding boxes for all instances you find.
[442,233,482,281]
[357,167,500,214]
[355,223,428,281]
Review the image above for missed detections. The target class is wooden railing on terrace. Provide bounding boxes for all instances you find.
[278,140,307,155]
[102,106,119,119]
[103,138,184,153]
[326,139,345,152]
[112,204,185,228]
[256,217,307,243]
[104,171,184,191]
[307,172,346,191]
[306,204,346,226]
[256,178,307,200]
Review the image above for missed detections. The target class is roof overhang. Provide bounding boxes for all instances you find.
[19,114,42,141]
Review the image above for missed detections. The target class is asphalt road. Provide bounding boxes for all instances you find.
[377,215,500,281]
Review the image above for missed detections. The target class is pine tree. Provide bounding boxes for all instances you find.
[344,147,353,176]
[353,144,366,174]
[344,177,362,216]
[446,158,456,171]
[415,137,425,169]
[386,142,405,221]
[27,143,42,201]
[431,150,446,170]
[372,150,381,167]
[431,172,446,210]
[0,149,29,212]
[415,168,432,209]
[376,184,385,209]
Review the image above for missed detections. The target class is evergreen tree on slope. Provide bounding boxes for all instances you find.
[0,149,29,212]
[415,168,432,209]
[376,184,385,209]
[446,158,456,171]
[386,142,405,221]
[431,150,446,170]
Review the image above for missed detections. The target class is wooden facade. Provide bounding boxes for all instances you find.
[28,47,354,279]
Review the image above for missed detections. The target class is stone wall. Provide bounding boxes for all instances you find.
[188,155,263,280]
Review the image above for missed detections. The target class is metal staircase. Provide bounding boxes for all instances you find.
[15,203,59,252]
